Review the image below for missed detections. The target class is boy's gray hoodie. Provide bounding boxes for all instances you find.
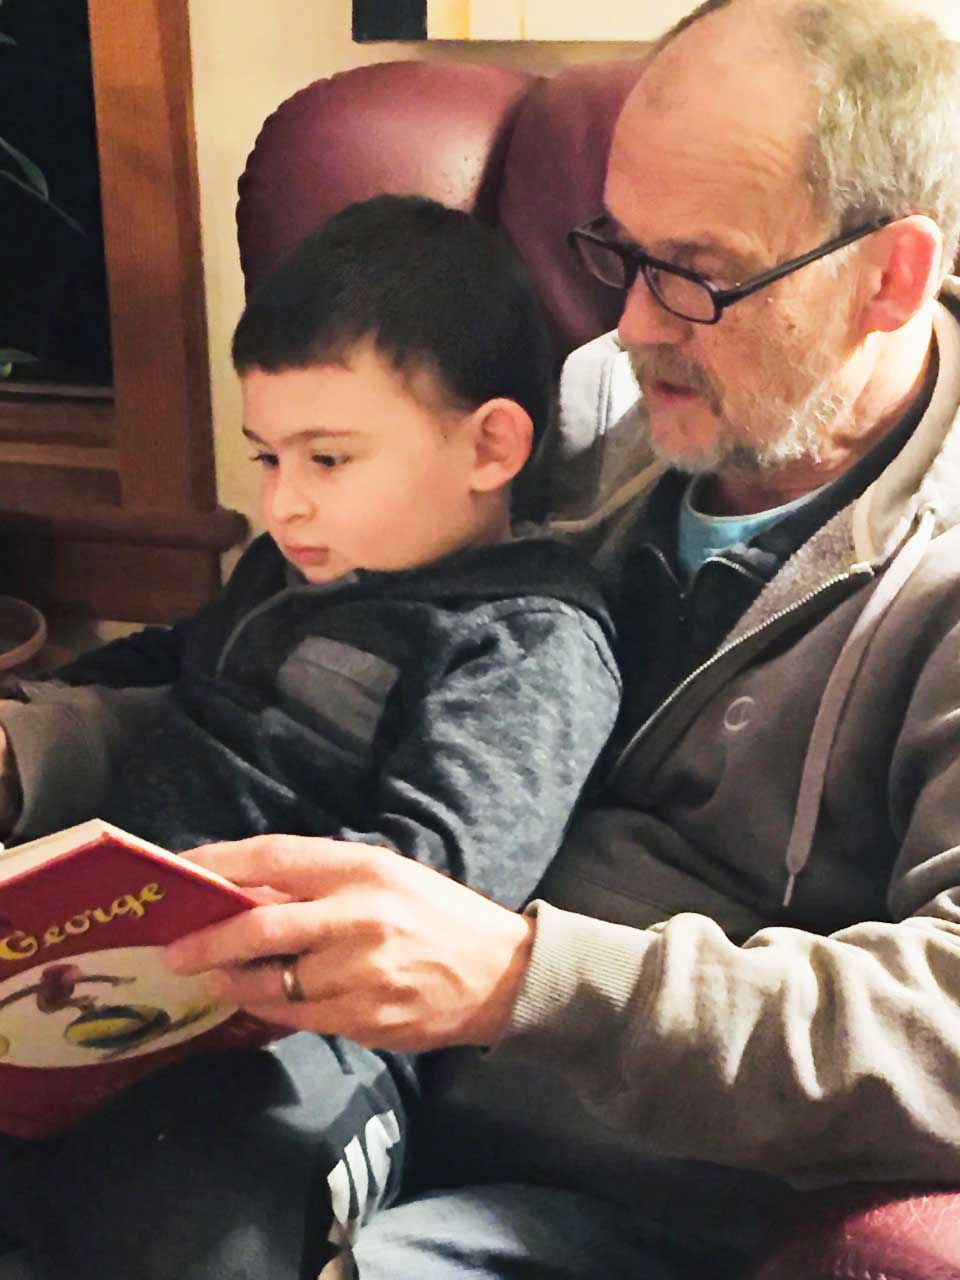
[0,536,620,909]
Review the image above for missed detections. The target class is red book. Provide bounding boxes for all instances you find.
[0,819,276,1139]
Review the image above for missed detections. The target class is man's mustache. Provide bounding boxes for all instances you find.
[628,347,723,414]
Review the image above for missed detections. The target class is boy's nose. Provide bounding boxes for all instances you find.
[269,471,314,524]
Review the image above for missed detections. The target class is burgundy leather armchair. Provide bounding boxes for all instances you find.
[236,57,960,1280]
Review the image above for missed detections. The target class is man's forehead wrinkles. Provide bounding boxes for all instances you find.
[608,115,813,268]
[613,13,813,207]
[607,175,772,266]
[622,123,800,199]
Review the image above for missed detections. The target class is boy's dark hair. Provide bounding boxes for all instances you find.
[232,194,555,448]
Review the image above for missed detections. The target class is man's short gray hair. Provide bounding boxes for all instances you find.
[656,0,960,275]
[789,2,960,273]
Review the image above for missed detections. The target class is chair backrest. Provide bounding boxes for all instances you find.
[236,57,643,362]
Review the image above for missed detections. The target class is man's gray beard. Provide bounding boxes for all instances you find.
[661,389,846,475]
[638,367,848,476]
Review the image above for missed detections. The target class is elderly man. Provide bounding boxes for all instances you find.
[5,0,960,1277]
[163,0,960,1276]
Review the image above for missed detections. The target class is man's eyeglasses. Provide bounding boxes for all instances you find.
[567,214,895,325]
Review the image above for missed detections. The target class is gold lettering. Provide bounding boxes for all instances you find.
[0,932,37,961]
[0,880,170,967]
[110,893,146,920]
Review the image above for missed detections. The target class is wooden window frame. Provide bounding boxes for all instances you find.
[0,0,246,623]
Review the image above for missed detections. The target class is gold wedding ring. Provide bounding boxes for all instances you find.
[279,954,307,1004]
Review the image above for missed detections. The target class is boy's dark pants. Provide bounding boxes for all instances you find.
[0,1033,412,1280]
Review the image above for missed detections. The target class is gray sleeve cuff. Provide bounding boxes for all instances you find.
[492,899,661,1068]
[1,688,125,839]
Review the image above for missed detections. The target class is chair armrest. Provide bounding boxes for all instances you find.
[751,1183,960,1280]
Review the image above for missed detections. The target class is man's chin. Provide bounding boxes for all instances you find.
[646,411,730,474]
[650,434,819,478]
[651,446,726,475]
[646,400,827,475]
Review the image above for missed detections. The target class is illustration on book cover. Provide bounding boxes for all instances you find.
[0,947,231,1068]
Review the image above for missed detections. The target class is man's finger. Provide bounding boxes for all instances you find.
[165,898,340,973]
[207,991,423,1052]
[203,951,357,1007]
[201,958,305,1006]
[181,834,387,897]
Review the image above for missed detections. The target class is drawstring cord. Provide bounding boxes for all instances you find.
[782,508,938,907]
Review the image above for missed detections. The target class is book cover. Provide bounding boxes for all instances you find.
[0,819,276,1140]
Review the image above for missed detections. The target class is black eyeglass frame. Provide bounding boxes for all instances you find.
[567,213,895,324]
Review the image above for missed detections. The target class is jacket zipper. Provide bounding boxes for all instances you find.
[215,584,331,678]
[611,563,875,783]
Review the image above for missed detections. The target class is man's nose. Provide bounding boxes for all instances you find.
[617,275,690,349]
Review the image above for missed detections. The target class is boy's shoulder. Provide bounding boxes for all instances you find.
[378,536,615,636]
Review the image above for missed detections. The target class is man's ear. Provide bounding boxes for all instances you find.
[857,214,943,336]
[465,398,534,493]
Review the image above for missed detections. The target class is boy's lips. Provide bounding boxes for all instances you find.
[283,544,331,567]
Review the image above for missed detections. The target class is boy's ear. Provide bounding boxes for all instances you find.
[856,214,943,337]
[465,398,534,493]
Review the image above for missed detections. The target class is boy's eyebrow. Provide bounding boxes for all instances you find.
[242,426,358,446]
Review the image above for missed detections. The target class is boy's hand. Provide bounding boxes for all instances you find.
[166,836,535,1053]
[0,709,22,837]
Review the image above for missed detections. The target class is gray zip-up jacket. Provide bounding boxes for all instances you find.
[0,537,620,909]
[422,287,960,1260]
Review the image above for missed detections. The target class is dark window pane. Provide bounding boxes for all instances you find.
[0,0,112,390]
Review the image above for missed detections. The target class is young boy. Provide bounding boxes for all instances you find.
[0,194,620,908]
[0,195,620,1280]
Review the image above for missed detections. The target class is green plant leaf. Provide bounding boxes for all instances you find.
[0,351,39,380]
[0,167,84,235]
[0,350,40,364]
[0,349,40,379]
[0,19,85,240]
[0,133,48,199]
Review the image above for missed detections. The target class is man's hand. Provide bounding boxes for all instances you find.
[165,836,535,1053]
[0,706,23,838]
